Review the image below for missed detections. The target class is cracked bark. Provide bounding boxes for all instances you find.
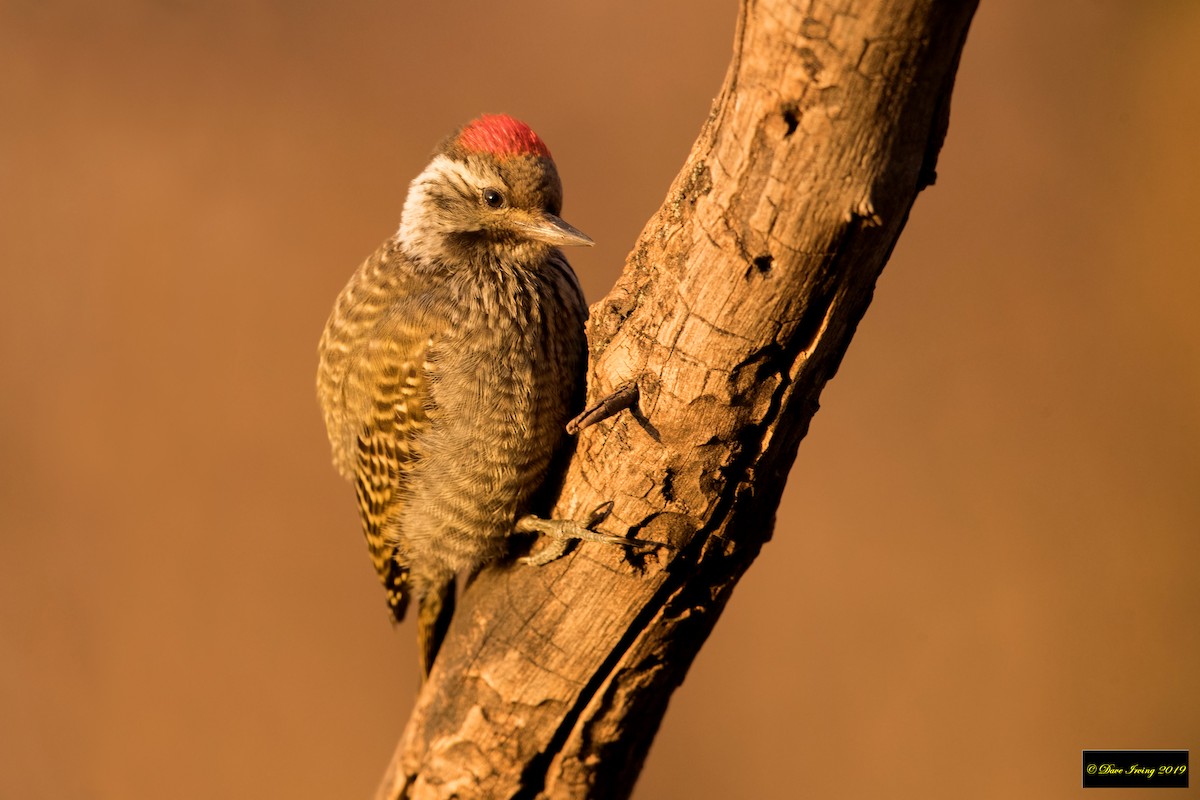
[376,1,977,797]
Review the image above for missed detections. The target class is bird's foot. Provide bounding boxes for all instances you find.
[566,384,639,434]
[517,501,670,566]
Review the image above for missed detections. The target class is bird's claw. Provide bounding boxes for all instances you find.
[517,501,668,566]
[566,384,639,434]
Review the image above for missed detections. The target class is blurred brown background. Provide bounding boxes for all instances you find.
[2,1,1197,798]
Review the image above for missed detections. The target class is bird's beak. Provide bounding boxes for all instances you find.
[512,211,594,248]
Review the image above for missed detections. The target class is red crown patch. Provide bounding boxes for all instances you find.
[457,114,552,159]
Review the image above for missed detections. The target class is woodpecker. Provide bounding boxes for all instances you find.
[317,114,609,675]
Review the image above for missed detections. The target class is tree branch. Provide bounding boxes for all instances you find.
[377,1,977,797]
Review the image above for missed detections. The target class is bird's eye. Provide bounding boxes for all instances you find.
[482,188,505,208]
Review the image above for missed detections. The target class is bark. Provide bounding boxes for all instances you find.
[378,1,977,797]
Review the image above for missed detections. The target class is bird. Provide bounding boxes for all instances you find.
[317,113,613,676]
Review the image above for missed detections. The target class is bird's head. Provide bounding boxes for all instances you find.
[397,114,592,266]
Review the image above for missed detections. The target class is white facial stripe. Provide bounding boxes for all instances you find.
[433,156,486,200]
[399,155,511,260]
